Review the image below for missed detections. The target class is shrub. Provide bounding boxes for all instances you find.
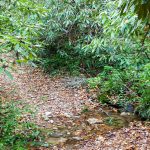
[88,63,150,119]
[0,100,43,149]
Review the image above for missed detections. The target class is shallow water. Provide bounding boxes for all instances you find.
[42,107,140,149]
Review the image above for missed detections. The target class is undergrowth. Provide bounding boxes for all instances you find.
[88,64,150,120]
[0,100,45,150]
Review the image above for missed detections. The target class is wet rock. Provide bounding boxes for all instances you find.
[120,112,131,116]
[53,127,58,130]
[125,103,134,113]
[73,115,80,119]
[87,118,103,125]
[72,137,82,141]
[47,137,67,145]
[67,132,71,135]
[49,132,64,138]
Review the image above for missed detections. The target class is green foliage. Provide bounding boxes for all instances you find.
[120,0,150,21]
[0,0,149,119]
[0,101,43,149]
[38,50,80,76]
[0,0,47,73]
[37,0,108,74]
[136,63,150,119]
[88,63,150,119]
[37,0,150,73]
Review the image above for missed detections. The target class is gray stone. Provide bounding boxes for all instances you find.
[49,132,64,138]
[87,118,103,124]
[48,120,54,124]
[72,137,82,141]
[45,111,52,117]
[47,137,67,145]
[43,112,53,121]
[120,112,131,116]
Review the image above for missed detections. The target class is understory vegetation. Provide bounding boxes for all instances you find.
[0,0,150,131]
[0,100,44,149]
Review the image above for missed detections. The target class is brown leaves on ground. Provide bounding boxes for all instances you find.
[0,65,149,150]
[78,122,150,150]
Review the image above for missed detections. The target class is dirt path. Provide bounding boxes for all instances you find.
[0,65,149,150]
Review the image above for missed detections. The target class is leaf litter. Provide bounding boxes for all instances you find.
[0,65,149,150]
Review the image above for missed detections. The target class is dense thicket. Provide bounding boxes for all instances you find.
[38,0,150,119]
[0,0,150,119]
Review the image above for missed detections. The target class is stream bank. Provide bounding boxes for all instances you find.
[0,65,149,150]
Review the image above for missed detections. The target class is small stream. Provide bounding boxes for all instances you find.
[40,106,140,149]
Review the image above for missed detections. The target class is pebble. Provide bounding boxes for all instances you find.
[64,112,72,118]
[120,112,131,116]
[45,111,52,116]
[43,112,53,121]
[72,137,82,140]
[53,127,58,130]
[48,120,54,123]
[67,132,71,135]
[44,117,49,121]
[49,132,64,138]
[87,118,103,124]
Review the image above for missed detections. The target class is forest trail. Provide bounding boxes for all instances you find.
[0,65,149,150]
